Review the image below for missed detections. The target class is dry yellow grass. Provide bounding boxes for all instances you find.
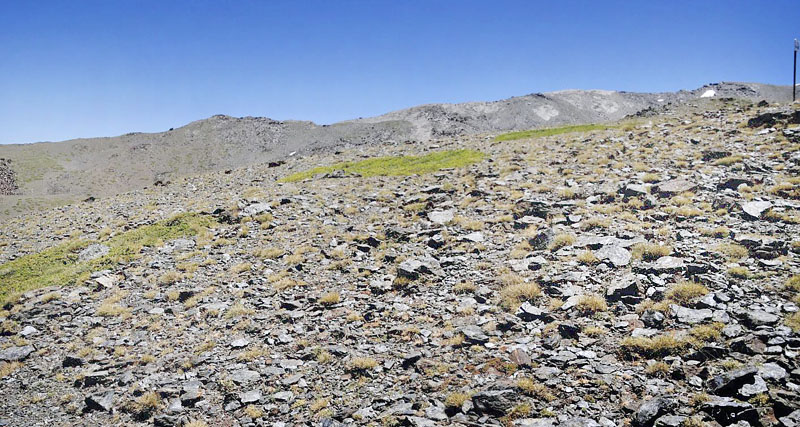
[665,281,709,303]
[619,334,688,358]
[548,233,576,251]
[444,392,471,408]
[349,357,378,371]
[576,250,599,265]
[318,292,341,306]
[715,243,749,260]
[499,282,542,310]
[632,243,671,260]
[576,295,608,314]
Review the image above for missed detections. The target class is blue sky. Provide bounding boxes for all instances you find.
[0,0,797,144]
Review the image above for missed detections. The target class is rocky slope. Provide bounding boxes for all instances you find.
[0,82,793,219]
[0,98,799,426]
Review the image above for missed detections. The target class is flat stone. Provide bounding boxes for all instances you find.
[272,391,294,402]
[230,338,250,348]
[740,310,779,328]
[85,391,114,412]
[708,366,757,396]
[670,305,712,324]
[230,369,260,385]
[471,389,517,416]
[595,244,631,267]
[635,396,675,427]
[78,244,109,262]
[654,178,695,196]
[240,390,262,404]
[0,345,34,362]
[741,201,772,219]
[462,325,489,344]
[427,209,454,225]
[515,302,553,322]
[19,326,38,337]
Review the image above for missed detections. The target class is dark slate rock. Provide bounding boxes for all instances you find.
[84,391,114,412]
[708,366,757,396]
[471,389,517,416]
[700,397,758,425]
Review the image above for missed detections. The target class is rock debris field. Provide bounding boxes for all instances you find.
[1,98,800,427]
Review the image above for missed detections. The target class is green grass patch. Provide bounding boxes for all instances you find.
[494,124,614,142]
[0,213,215,305]
[279,149,485,183]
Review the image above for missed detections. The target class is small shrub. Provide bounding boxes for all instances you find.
[243,405,264,418]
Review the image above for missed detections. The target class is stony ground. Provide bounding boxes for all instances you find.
[1,99,799,427]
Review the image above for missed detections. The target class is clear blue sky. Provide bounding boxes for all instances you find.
[1,0,797,144]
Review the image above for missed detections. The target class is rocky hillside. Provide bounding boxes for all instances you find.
[0,82,793,219]
[0,98,799,426]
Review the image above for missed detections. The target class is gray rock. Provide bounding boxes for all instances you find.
[240,390,262,403]
[595,244,631,267]
[708,366,757,396]
[230,369,260,385]
[273,391,294,402]
[758,363,787,381]
[515,419,557,427]
[654,178,695,196]
[85,391,114,412]
[700,397,758,425]
[78,244,109,262]
[19,326,38,337]
[653,415,685,427]
[462,325,489,344]
[740,310,779,328]
[670,305,712,324]
[606,275,639,302]
[741,201,772,219]
[641,310,665,328]
[0,345,34,362]
[780,410,800,427]
[472,389,517,416]
[427,209,454,225]
[397,256,443,278]
[635,396,675,427]
[515,302,553,322]
[230,338,250,348]
[509,348,532,366]
[738,375,768,397]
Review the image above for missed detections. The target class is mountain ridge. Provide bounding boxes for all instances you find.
[0,81,793,218]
